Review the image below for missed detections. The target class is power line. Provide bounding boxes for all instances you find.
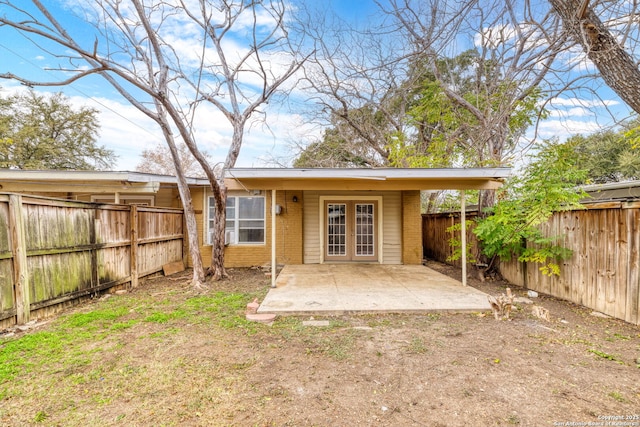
[0,41,163,143]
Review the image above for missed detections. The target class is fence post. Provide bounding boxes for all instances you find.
[9,194,30,324]
[90,207,99,292]
[130,205,139,288]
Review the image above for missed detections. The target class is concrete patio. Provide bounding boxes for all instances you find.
[257,264,492,315]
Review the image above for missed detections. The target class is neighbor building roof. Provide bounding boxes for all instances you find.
[581,180,640,203]
[0,169,209,193]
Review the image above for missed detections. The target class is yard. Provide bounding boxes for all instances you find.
[1,262,639,427]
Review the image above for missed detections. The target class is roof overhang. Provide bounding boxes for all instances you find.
[580,180,640,203]
[0,170,209,194]
[224,168,511,191]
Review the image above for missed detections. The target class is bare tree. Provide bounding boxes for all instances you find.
[136,143,215,178]
[548,0,640,115]
[293,1,568,212]
[383,0,568,210]
[291,4,410,167]
[0,0,307,284]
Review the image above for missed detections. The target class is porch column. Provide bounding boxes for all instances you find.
[271,189,276,288]
[461,190,467,286]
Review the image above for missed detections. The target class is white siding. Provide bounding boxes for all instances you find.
[382,191,402,264]
[303,191,321,263]
[303,191,403,264]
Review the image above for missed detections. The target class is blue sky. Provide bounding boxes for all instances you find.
[0,0,632,171]
[0,0,323,170]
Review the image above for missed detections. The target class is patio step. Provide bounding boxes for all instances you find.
[246,299,276,323]
[246,298,260,314]
[245,313,276,323]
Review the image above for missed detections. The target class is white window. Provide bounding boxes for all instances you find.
[208,195,265,245]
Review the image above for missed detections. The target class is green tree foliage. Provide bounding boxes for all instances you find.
[296,49,543,178]
[471,140,587,276]
[388,50,544,170]
[293,127,374,168]
[567,121,640,184]
[294,104,397,168]
[388,51,475,169]
[0,90,114,170]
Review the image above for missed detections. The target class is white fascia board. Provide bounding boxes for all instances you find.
[0,169,131,181]
[225,167,512,180]
[580,180,640,192]
[0,169,209,185]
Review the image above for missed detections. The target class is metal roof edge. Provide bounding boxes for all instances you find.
[225,167,512,180]
[580,179,640,192]
[0,169,210,185]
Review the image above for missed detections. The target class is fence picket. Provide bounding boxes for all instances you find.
[0,194,184,328]
[423,202,640,325]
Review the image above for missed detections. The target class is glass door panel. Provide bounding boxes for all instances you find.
[325,201,377,262]
[355,203,375,258]
[326,203,347,258]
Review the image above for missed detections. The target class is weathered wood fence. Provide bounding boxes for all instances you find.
[0,193,184,328]
[422,202,640,325]
[422,211,480,269]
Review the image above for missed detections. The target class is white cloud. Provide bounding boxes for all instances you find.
[475,24,517,50]
[547,97,619,109]
[65,95,162,170]
[68,92,313,170]
[536,92,623,143]
[537,119,601,140]
[546,106,590,119]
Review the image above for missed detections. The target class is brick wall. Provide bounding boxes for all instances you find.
[194,188,422,267]
[198,189,303,268]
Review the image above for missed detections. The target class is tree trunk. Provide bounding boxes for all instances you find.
[425,191,439,214]
[208,183,228,281]
[549,0,640,115]
[182,186,207,287]
[154,105,206,288]
[224,122,245,170]
[478,189,495,216]
[207,121,246,279]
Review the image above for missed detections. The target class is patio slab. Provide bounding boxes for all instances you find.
[257,264,492,315]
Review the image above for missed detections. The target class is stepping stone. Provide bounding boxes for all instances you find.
[246,313,276,323]
[303,320,330,327]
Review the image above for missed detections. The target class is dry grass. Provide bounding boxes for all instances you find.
[1,266,639,426]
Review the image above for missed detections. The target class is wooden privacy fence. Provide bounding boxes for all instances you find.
[422,201,640,325]
[422,211,480,269]
[0,193,184,328]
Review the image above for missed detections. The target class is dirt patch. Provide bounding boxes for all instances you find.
[1,263,639,427]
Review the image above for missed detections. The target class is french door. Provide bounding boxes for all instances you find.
[325,200,378,262]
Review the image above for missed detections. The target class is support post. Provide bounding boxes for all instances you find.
[9,194,30,324]
[461,190,467,286]
[130,205,139,288]
[271,189,277,288]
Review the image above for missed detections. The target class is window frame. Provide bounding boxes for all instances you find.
[207,193,266,246]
